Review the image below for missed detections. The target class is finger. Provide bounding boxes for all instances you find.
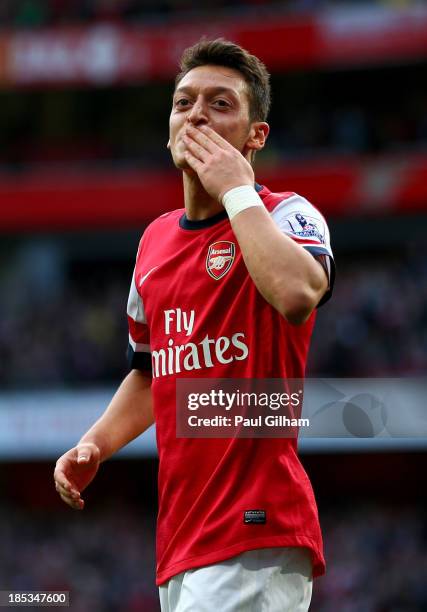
[184,149,204,173]
[182,134,209,163]
[197,125,229,149]
[54,468,80,497]
[54,468,74,491]
[56,481,82,503]
[59,491,84,510]
[76,444,96,464]
[55,481,79,500]
[185,124,216,153]
[59,491,73,507]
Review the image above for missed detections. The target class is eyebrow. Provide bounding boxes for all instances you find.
[173,85,239,99]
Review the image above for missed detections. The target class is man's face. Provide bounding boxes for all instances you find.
[169,64,254,170]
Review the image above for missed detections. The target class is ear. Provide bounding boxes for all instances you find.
[167,139,171,150]
[245,122,270,154]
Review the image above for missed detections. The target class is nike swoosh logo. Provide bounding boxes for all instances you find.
[139,266,158,287]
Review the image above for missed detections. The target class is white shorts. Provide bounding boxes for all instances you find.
[159,547,313,612]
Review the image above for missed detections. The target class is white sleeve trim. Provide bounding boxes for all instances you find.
[128,334,150,354]
[127,268,147,324]
[270,193,333,259]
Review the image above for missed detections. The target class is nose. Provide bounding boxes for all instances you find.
[187,97,208,126]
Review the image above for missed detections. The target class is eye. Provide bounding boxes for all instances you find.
[213,99,231,108]
[175,98,190,108]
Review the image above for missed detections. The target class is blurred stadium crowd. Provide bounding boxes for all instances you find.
[0,503,159,612]
[0,0,422,29]
[314,504,427,611]
[0,247,426,388]
[1,501,426,611]
[309,250,427,377]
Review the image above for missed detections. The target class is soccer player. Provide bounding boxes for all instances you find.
[54,39,334,611]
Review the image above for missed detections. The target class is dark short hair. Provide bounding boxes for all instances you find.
[175,38,271,123]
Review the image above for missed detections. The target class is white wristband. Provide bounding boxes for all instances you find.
[222,185,263,221]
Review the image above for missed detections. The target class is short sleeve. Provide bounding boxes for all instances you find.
[126,265,152,374]
[270,193,335,306]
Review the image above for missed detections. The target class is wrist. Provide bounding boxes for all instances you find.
[222,185,263,221]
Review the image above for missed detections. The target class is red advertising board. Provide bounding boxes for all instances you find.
[0,6,426,87]
[0,152,426,231]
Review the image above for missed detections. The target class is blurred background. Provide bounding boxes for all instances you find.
[1,0,427,610]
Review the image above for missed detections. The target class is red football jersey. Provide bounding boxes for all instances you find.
[127,185,334,585]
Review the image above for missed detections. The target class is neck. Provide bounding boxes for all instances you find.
[182,171,223,221]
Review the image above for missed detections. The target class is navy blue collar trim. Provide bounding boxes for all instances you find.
[179,183,264,230]
[179,208,228,230]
